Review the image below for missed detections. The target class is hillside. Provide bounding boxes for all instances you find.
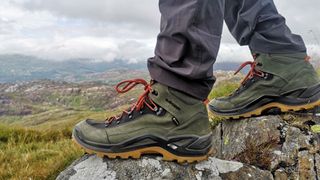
[0,54,146,83]
[0,79,145,179]
[0,80,143,127]
[0,54,244,83]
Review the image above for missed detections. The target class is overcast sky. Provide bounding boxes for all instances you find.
[0,0,319,63]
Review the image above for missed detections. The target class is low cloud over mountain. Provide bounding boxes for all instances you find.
[0,0,319,62]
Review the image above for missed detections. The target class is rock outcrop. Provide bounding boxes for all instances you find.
[57,155,273,180]
[58,114,320,180]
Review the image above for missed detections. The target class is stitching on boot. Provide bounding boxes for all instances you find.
[165,98,181,111]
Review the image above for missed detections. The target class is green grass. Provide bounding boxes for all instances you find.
[0,106,130,180]
[208,81,239,100]
[0,125,83,180]
[207,81,239,127]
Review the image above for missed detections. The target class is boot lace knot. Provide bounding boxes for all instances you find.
[106,79,158,124]
[235,61,265,85]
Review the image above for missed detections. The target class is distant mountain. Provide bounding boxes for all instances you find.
[0,54,241,83]
[0,54,146,83]
[213,61,240,71]
[0,79,140,116]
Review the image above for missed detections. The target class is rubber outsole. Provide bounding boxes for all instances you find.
[209,99,320,119]
[72,137,213,164]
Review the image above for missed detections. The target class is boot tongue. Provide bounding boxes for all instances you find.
[254,53,308,81]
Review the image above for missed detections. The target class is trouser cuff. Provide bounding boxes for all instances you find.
[148,60,214,101]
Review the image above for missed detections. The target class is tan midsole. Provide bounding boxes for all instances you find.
[209,99,320,119]
[73,137,213,163]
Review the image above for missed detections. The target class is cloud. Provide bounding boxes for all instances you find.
[0,0,157,61]
[0,0,319,62]
[0,34,155,61]
[15,0,160,32]
[217,44,252,62]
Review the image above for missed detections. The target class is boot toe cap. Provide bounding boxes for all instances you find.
[74,119,109,144]
[209,98,236,111]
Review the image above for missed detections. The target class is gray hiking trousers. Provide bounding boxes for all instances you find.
[148,0,306,100]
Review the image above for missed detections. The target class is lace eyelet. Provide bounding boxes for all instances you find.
[156,107,163,116]
[152,90,158,96]
[105,122,110,127]
[154,107,159,112]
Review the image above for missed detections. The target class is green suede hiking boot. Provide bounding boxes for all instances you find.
[73,79,213,163]
[209,53,320,119]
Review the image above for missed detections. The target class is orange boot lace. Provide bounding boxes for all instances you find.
[234,61,265,85]
[105,79,158,125]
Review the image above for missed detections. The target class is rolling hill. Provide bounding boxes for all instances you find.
[0,54,244,83]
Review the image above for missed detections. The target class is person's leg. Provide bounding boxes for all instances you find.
[73,0,225,162]
[224,0,306,54]
[209,0,320,119]
[148,0,224,100]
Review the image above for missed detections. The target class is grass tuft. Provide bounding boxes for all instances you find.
[208,81,239,126]
[233,135,279,170]
[0,125,83,180]
[208,82,239,100]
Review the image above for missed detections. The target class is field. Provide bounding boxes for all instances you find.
[0,107,129,180]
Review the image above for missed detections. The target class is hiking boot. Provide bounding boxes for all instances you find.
[72,79,213,163]
[209,53,320,119]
